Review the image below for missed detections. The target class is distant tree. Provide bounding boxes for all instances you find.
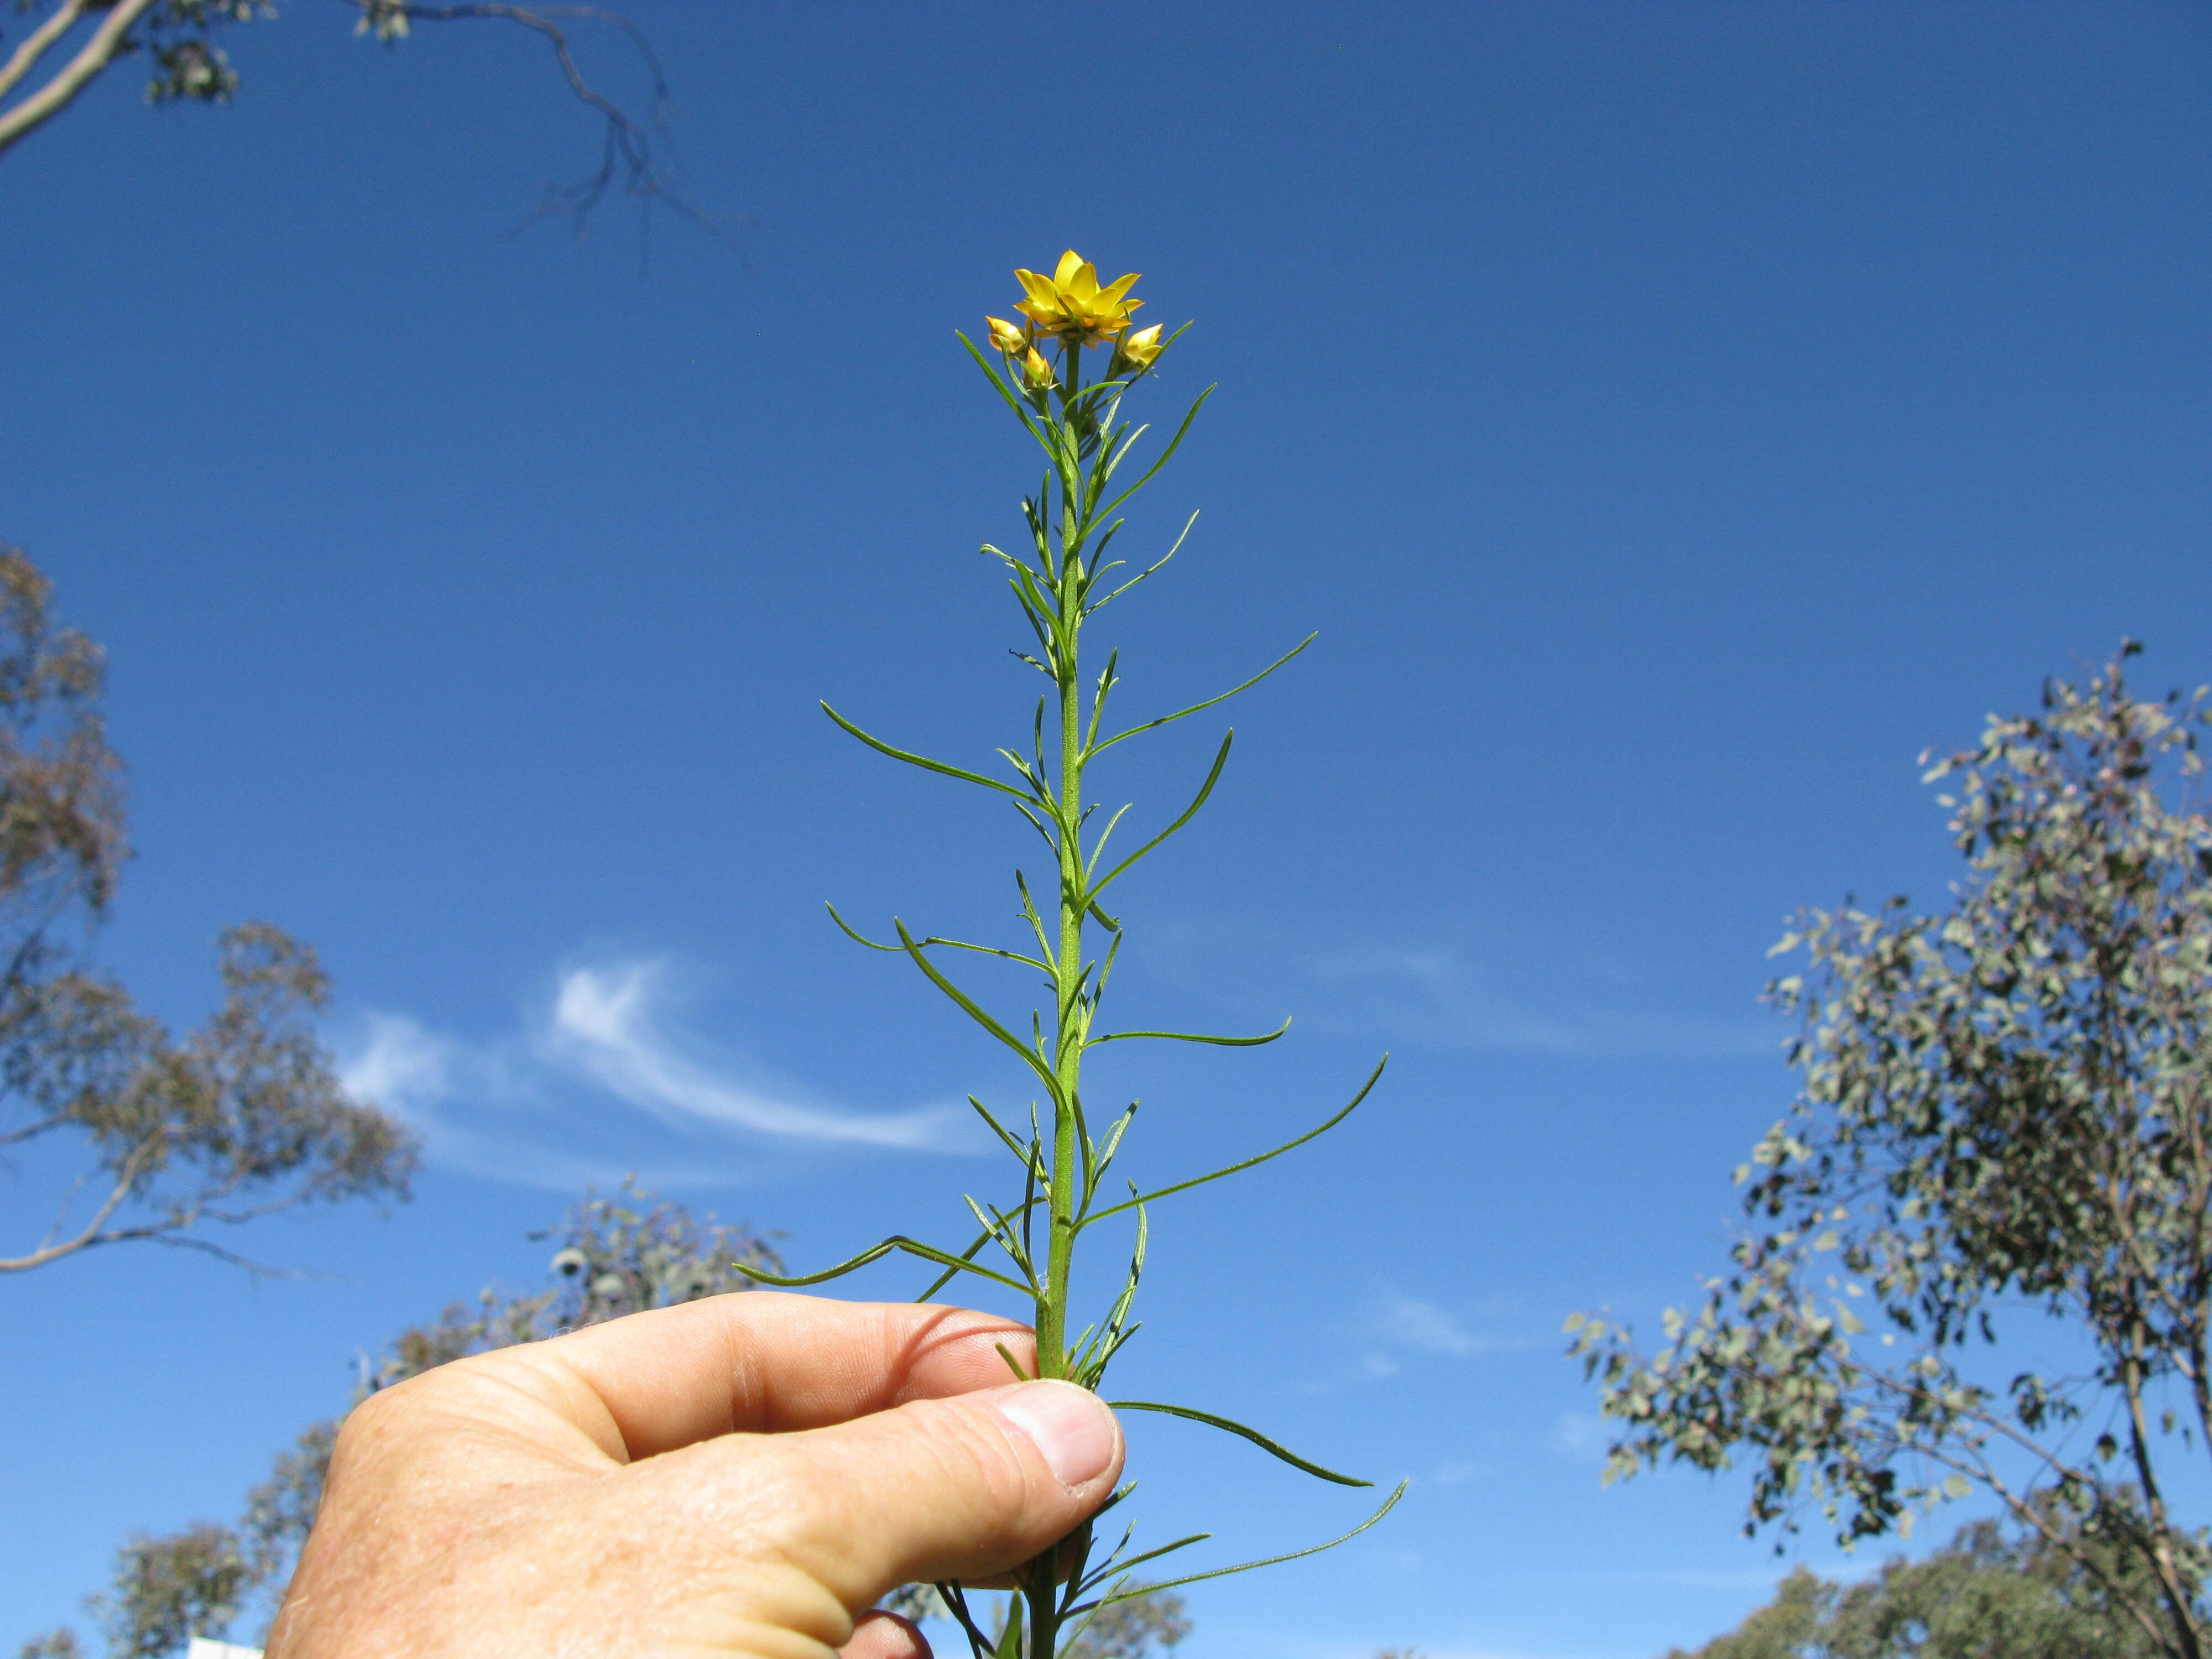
[1662,1500,2169,1659]
[1062,1587,1191,1659]
[18,1180,782,1658]
[1665,1570,1824,1659]
[932,1582,1192,1659]
[92,1526,252,1659]
[1573,646,2212,1658]
[0,2,702,237]
[0,547,414,1275]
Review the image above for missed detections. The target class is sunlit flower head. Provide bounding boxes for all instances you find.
[985,316,1030,356]
[1013,250,1143,349]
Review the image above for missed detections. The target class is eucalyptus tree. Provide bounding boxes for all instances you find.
[1663,1500,2169,1659]
[0,1,696,236]
[0,546,414,1275]
[1573,645,2212,1658]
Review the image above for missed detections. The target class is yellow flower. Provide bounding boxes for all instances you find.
[985,316,1030,356]
[1013,249,1143,348]
[1112,323,1165,373]
[1019,345,1057,392]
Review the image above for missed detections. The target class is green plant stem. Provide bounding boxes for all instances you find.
[1040,340,1085,1386]
[1029,339,1093,1659]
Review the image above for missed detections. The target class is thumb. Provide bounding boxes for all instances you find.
[722,1379,1125,1612]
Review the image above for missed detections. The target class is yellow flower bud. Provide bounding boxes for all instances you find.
[1020,345,1057,392]
[985,316,1030,356]
[1112,324,1165,375]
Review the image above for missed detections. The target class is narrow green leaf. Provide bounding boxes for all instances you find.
[1075,1532,1213,1593]
[736,1234,1032,1297]
[913,1224,995,1304]
[1096,1481,1409,1601]
[825,901,901,952]
[894,919,1059,1093]
[956,331,1053,457]
[1091,635,1316,755]
[967,1094,1034,1165]
[993,1589,1024,1659]
[1088,509,1202,615]
[1090,731,1235,899]
[935,1582,993,1659]
[1089,1016,1291,1049]
[1097,384,1216,521]
[821,701,1030,801]
[1110,1400,1374,1486]
[1083,1055,1388,1226]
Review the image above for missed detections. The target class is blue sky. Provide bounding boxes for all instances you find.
[2,3,2209,1655]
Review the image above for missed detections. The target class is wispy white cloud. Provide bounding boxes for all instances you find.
[1555,1410,1609,1462]
[547,963,963,1149]
[1305,945,1772,1060]
[341,957,977,1187]
[1150,917,1773,1060]
[1375,1290,1486,1356]
[1329,1290,1544,1384]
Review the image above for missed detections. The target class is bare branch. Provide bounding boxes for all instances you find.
[0,1133,155,1272]
[0,0,160,157]
[0,0,89,104]
[346,1,727,247]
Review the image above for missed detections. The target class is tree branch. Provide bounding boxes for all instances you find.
[1922,1438,2187,1659]
[0,0,88,103]
[345,1,723,245]
[0,0,160,159]
[0,1131,155,1272]
[0,1110,72,1147]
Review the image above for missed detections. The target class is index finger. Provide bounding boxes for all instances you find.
[508,1291,1038,1461]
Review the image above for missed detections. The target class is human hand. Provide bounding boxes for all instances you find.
[265,1292,1125,1659]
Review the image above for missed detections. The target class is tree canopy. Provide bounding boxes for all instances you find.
[1573,646,2212,1658]
[0,547,415,1275]
[1663,1501,2168,1659]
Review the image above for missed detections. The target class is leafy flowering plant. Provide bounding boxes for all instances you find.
[744,251,1399,1659]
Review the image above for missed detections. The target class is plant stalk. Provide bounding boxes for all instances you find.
[1040,337,1086,1387]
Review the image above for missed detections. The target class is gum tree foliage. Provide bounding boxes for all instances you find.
[959,1585,1191,1659]
[0,546,414,1275]
[94,1527,253,1659]
[17,1181,785,1659]
[1058,1588,1191,1659]
[1662,1499,2169,1659]
[0,1,702,238]
[1571,646,2212,1659]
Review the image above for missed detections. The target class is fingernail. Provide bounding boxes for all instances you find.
[991,1381,1118,1487]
